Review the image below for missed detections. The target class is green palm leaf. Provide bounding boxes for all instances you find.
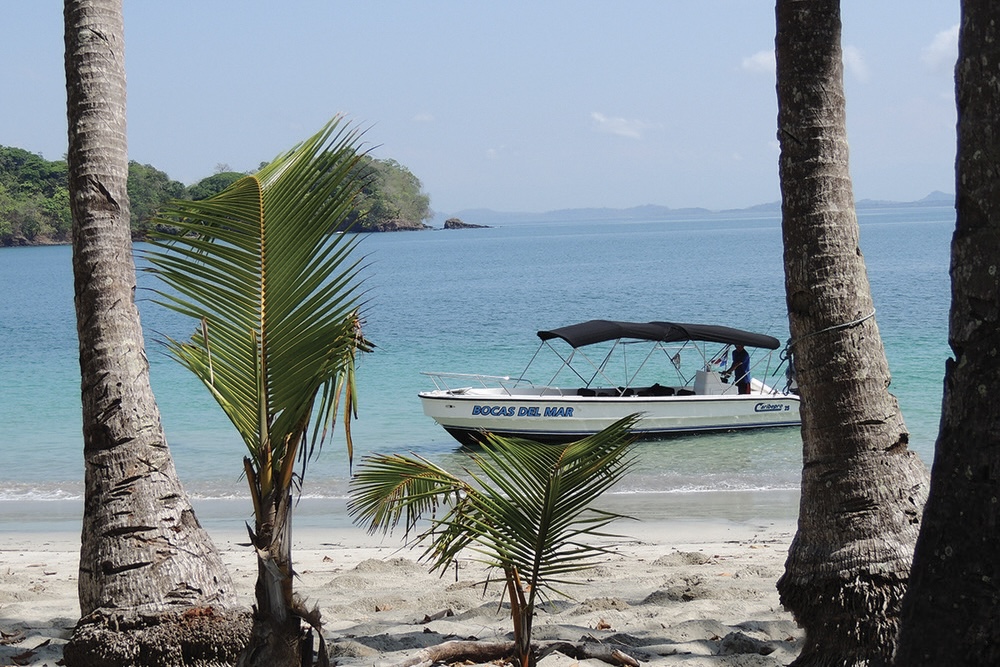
[348,414,639,598]
[143,116,371,507]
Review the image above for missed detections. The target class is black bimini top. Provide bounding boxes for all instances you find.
[537,319,780,350]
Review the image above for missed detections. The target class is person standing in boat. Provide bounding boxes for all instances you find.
[723,344,752,394]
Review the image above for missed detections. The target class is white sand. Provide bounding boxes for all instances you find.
[0,493,803,666]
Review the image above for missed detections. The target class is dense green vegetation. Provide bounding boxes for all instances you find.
[126,161,188,237]
[342,156,431,231]
[0,146,71,243]
[0,145,432,245]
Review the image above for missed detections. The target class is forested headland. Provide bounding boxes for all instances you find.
[0,145,432,246]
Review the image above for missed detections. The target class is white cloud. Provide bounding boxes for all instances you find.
[923,24,959,72]
[741,49,775,74]
[843,45,869,82]
[590,112,647,139]
[412,112,435,123]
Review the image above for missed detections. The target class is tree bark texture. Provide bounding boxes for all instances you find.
[62,608,253,667]
[774,2,929,665]
[238,492,322,667]
[63,0,238,630]
[894,2,1000,664]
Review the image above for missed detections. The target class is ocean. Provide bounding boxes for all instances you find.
[0,206,954,531]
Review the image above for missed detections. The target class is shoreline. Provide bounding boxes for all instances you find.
[0,488,800,534]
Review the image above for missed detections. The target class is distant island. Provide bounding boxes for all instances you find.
[0,145,434,246]
[431,191,954,227]
[0,139,953,247]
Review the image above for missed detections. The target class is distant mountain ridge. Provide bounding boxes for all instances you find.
[436,191,954,227]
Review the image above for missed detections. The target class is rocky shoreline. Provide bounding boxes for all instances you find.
[2,217,493,247]
[443,217,489,230]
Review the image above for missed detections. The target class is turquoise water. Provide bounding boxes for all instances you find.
[0,208,953,514]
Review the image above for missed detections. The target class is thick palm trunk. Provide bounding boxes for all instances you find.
[773,2,929,665]
[62,1,248,664]
[894,2,1000,664]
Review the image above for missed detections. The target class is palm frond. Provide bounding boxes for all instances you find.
[143,116,371,503]
[347,453,471,537]
[348,414,639,598]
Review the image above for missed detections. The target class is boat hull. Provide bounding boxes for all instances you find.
[419,389,800,446]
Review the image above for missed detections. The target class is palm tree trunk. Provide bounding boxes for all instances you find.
[62,1,247,663]
[506,567,535,667]
[894,2,1000,663]
[239,492,308,667]
[774,2,929,664]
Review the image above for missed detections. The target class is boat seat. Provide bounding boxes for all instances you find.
[676,388,695,396]
[577,387,597,397]
[636,383,675,397]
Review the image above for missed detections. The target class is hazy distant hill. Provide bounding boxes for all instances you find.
[437,192,954,227]
[855,190,954,209]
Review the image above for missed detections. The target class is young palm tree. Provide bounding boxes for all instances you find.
[144,117,372,666]
[348,415,639,667]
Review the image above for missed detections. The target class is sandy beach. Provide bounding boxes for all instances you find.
[0,493,803,666]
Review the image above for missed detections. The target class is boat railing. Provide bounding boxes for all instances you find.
[421,371,512,390]
[421,371,575,397]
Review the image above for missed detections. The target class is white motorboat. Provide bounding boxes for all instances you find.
[419,319,800,446]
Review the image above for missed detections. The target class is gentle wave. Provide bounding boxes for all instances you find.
[611,484,800,495]
[0,485,83,502]
[0,481,800,503]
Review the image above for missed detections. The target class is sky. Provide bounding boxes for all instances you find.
[3,2,959,216]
